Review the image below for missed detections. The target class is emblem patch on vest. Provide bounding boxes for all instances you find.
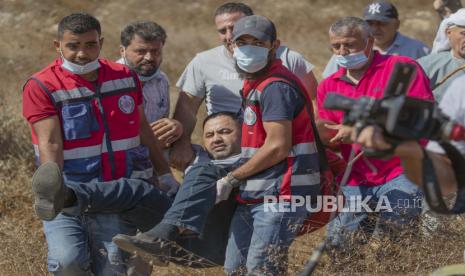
[244,106,257,126]
[118,95,135,114]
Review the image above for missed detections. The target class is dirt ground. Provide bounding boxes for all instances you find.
[1,0,465,275]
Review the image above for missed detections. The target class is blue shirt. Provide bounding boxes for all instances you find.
[322,32,430,78]
[417,50,465,103]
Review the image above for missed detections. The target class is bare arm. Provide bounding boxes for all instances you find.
[139,106,171,175]
[395,142,457,196]
[32,116,64,168]
[170,91,203,170]
[300,71,318,114]
[355,126,457,196]
[231,120,292,180]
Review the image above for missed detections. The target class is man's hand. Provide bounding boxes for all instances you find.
[157,173,180,197]
[353,125,421,158]
[151,118,183,148]
[215,177,234,204]
[353,125,392,150]
[326,123,354,144]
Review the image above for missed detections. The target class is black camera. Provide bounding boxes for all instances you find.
[323,63,464,145]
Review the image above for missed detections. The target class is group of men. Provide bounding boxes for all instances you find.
[21,1,465,275]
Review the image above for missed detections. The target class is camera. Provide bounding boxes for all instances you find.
[323,62,465,145]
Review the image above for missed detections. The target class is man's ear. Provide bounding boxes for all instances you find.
[273,39,281,50]
[99,37,104,50]
[120,45,125,57]
[394,19,400,30]
[53,39,60,54]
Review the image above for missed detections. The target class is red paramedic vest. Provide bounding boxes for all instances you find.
[238,60,321,203]
[27,59,152,183]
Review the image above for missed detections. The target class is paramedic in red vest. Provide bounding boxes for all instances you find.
[217,15,321,275]
[22,13,173,275]
[317,16,434,254]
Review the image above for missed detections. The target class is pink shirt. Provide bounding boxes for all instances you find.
[317,52,434,186]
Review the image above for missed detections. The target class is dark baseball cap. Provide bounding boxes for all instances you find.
[232,15,275,42]
[363,2,399,22]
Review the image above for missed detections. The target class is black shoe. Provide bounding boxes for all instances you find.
[113,233,171,266]
[31,162,65,220]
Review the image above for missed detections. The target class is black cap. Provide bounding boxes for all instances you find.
[363,2,399,22]
[232,15,275,42]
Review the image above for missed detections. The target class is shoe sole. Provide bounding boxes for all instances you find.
[113,235,220,268]
[112,235,170,267]
[31,162,64,220]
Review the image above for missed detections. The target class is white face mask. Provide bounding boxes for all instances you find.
[122,49,160,82]
[60,48,100,75]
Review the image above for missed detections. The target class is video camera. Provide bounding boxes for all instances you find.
[323,63,465,148]
[323,62,465,215]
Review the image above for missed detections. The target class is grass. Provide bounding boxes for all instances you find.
[1,0,463,275]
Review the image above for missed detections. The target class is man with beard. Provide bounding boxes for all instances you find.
[170,2,319,171]
[118,21,180,194]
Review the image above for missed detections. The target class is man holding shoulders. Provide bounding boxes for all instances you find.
[22,13,173,275]
[317,17,433,252]
[171,2,318,170]
[322,1,430,78]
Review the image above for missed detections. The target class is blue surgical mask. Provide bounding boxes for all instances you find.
[60,48,100,75]
[335,50,369,70]
[233,45,269,73]
[334,41,370,70]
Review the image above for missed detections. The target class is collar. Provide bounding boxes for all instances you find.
[211,153,242,168]
[333,51,386,82]
[383,32,403,53]
[243,59,284,90]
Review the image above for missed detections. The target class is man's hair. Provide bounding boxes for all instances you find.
[202,112,240,129]
[329,16,372,40]
[120,21,167,47]
[58,13,101,38]
[214,2,254,18]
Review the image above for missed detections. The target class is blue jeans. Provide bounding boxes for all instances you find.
[326,174,423,251]
[43,178,172,275]
[67,178,172,231]
[161,162,236,266]
[224,202,308,275]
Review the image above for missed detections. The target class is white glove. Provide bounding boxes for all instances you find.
[158,173,180,197]
[216,177,234,204]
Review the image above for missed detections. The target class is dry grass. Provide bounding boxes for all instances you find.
[1,0,463,275]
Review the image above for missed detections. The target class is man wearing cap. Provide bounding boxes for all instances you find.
[419,8,465,103]
[170,2,318,171]
[318,17,433,253]
[322,1,430,78]
[221,15,320,275]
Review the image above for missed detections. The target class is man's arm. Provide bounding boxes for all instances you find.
[139,106,171,175]
[355,125,457,196]
[151,118,183,148]
[169,92,203,170]
[231,120,292,180]
[32,116,64,168]
[300,71,319,114]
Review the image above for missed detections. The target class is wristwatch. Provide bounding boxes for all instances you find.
[225,172,242,188]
